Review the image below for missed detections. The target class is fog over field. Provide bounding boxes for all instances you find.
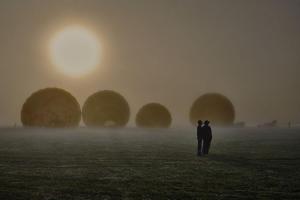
[0,1,299,199]
[0,0,300,127]
[0,127,299,199]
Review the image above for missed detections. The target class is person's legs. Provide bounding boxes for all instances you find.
[206,140,211,154]
[197,139,202,156]
[203,139,208,154]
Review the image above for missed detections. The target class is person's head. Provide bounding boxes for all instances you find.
[197,120,203,126]
[204,120,210,126]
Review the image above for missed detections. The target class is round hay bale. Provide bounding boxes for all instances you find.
[136,103,172,128]
[82,90,130,127]
[190,93,235,126]
[21,88,81,127]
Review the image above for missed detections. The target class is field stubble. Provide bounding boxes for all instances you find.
[0,127,299,200]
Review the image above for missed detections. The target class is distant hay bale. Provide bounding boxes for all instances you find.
[21,88,81,127]
[190,93,235,126]
[82,90,130,127]
[136,103,172,128]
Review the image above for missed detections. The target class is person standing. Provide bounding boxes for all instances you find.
[197,120,203,156]
[203,120,212,155]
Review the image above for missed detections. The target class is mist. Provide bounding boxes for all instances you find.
[0,0,299,127]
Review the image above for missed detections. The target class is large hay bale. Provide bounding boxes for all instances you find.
[136,103,172,128]
[82,90,130,127]
[190,93,235,126]
[21,88,81,127]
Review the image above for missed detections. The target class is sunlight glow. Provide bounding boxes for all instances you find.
[50,26,100,77]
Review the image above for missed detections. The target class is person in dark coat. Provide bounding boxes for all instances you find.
[203,120,212,155]
[197,120,203,156]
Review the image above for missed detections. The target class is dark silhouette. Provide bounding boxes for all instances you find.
[257,120,278,128]
[202,120,212,155]
[197,120,203,156]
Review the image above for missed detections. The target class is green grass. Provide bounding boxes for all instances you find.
[0,127,299,200]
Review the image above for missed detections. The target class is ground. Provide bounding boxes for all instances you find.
[0,127,299,200]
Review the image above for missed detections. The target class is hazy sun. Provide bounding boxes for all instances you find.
[50,26,100,77]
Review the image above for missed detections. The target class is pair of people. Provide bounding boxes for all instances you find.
[197,120,212,156]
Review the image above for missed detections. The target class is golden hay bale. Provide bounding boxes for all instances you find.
[190,93,235,126]
[136,103,172,128]
[21,88,81,127]
[82,90,130,127]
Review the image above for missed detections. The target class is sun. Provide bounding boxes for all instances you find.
[50,26,100,77]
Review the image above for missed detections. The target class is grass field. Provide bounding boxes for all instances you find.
[0,127,299,200]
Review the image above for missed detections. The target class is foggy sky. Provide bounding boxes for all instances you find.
[0,0,299,127]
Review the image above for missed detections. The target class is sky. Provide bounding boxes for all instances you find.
[0,0,299,127]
